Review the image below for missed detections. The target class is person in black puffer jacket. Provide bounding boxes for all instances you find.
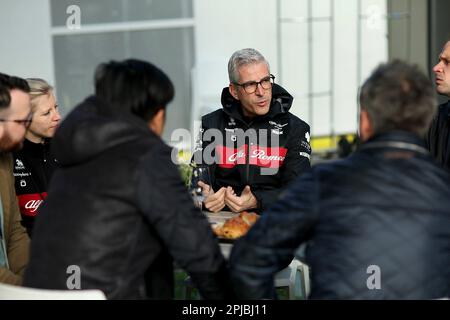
[13,78,60,237]
[230,60,450,300]
[24,59,235,300]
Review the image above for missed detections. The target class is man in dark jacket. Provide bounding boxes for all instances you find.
[230,60,450,299]
[193,48,311,213]
[23,60,234,300]
[426,40,450,170]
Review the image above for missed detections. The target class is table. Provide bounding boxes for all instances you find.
[204,210,238,223]
[196,211,311,299]
[203,211,238,259]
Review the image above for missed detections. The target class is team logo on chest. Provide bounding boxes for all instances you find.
[15,159,25,170]
[269,121,287,135]
[228,117,236,127]
[226,117,238,141]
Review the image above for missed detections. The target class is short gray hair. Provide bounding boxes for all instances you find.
[228,48,270,83]
[359,60,436,137]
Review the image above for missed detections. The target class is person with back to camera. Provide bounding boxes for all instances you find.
[230,61,450,299]
[23,59,235,299]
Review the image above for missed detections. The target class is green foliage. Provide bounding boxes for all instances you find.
[178,163,193,188]
[176,148,194,188]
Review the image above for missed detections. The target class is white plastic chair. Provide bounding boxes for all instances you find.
[274,259,310,300]
[0,283,106,300]
[183,258,310,300]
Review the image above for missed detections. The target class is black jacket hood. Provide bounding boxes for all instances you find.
[52,95,153,166]
[220,83,294,122]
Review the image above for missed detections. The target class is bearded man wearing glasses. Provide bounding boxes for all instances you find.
[0,72,31,285]
[193,48,311,213]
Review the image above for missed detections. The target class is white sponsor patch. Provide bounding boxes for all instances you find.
[14,172,30,178]
[15,159,25,170]
[301,141,311,152]
[25,199,44,213]
[305,132,311,143]
[271,129,283,135]
[228,117,236,126]
[300,152,311,160]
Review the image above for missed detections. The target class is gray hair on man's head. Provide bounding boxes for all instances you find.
[359,60,436,137]
[228,48,270,83]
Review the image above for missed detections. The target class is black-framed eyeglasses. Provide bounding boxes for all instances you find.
[233,74,275,94]
[0,112,33,128]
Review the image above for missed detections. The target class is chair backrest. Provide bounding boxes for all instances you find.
[273,258,310,300]
[0,283,106,300]
[288,259,310,300]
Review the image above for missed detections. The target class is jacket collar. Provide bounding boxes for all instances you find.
[359,131,428,155]
[444,100,450,118]
[20,138,50,158]
[220,83,293,124]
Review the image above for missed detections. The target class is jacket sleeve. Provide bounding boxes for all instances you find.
[229,170,318,299]
[0,155,30,285]
[136,143,234,300]
[0,204,29,285]
[252,121,312,211]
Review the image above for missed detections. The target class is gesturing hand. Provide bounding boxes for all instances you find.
[224,185,258,213]
[199,181,226,213]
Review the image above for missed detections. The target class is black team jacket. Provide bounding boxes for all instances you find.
[193,84,312,212]
[13,138,58,237]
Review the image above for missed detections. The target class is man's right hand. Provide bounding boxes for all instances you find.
[198,181,226,213]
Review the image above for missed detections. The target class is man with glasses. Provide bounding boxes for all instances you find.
[193,48,311,213]
[0,75,32,152]
[0,72,31,285]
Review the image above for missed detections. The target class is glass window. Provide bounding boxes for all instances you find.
[53,28,194,141]
[51,0,193,26]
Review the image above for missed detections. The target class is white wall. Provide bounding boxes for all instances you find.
[192,0,279,122]
[0,0,54,85]
[193,0,388,137]
[0,0,388,139]
[278,0,388,136]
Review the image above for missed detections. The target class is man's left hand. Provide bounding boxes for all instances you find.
[224,185,258,213]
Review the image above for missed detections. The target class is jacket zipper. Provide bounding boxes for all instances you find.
[245,121,253,185]
[223,110,253,186]
[245,140,250,185]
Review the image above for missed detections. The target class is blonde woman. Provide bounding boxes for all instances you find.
[13,78,61,237]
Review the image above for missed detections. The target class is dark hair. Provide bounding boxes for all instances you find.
[94,59,175,122]
[0,72,30,110]
[0,74,10,109]
[359,60,436,136]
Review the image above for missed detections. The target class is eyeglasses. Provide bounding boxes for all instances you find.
[233,74,275,94]
[0,113,33,128]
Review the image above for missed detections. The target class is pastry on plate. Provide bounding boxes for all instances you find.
[213,211,260,240]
